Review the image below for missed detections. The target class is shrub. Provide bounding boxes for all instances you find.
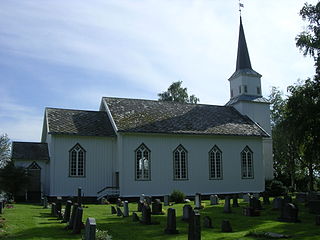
[82,229,112,240]
[265,180,287,197]
[170,190,185,203]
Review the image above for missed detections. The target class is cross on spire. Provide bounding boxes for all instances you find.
[239,0,244,16]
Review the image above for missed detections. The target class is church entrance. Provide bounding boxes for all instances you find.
[26,162,41,202]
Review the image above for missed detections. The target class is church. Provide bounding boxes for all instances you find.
[12,17,273,201]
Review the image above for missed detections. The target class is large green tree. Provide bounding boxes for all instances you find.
[158,81,200,104]
[0,133,11,168]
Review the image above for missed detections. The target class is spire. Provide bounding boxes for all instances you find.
[236,16,252,71]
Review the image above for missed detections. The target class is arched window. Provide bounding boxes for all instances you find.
[135,144,151,180]
[241,146,253,179]
[69,144,86,177]
[209,145,222,180]
[173,145,188,180]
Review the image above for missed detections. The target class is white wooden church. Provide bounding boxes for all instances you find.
[12,17,273,201]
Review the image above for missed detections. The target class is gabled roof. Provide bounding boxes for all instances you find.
[11,142,50,161]
[46,108,116,137]
[226,95,269,106]
[103,97,269,137]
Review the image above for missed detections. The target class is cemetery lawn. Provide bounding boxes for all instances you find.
[0,200,319,240]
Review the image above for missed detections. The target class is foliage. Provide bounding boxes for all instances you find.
[0,134,10,168]
[96,229,112,240]
[170,189,185,203]
[158,81,200,104]
[265,180,287,197]
[0,162,29,198]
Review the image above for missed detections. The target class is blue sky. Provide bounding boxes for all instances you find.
[0,0,317,142]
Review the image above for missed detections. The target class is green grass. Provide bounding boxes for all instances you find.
[0,199,319,239]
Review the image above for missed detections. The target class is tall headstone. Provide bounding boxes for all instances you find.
[210,195,219,205]
[152,199,163,215]
[232,195,239,207]
[67,203,79,230]
[221,220,232,232]
[85,217,96,240]
[72,207,83,234]
[116,207,123,217]
[188,210,201,240]
[140,204,152,225]
[77,187,82,207]
[51,203,57,216]
[137,200,143,212]
[123,201,129,217]
[182,205,192,222]
[194,193,201,209]
[223,196,231,213]
[164,195,169,206]
[164,208,179,234]
[62,200,72,223]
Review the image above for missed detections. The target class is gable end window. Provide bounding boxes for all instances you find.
[69,144,86,177]
[135,143,151,181]
[173,145,188,180]
[241,146,254,179]
[209,145,223,180]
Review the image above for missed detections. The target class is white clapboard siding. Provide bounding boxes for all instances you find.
[119,133,264,197]
[49,135,116,197]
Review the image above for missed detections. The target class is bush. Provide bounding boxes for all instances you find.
[265,180,287,197]
[82,229,112,240]
[170,190,185,203]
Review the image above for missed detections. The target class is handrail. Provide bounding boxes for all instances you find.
[97,186,119,194]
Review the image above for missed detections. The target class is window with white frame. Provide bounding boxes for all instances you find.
[173,145,188,180]
[69,144,86,177]
[135,144,151,180]
[241,146,253,179]
[209,145,222,179]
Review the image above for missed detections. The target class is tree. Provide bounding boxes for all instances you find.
[0,133,11,168]
[158,81,200,104]
[0,161,30,199]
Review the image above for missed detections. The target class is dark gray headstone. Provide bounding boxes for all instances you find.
[243,207,260,217]
[116,207,123,217]
[132,212,140,222]
[221,220,232,232]
[85,217,96,240]
[164,208,179,234]
[140,204,152,225]
[210,195,218,205]
[182,204,192,222]
[152,199,163,215]
[67,203,79,230]
[56,201,62,219]
[232,195,239,207]
[137,200,143,212]
[223,196,231,213]
[203,216,213,228]
[194,193,201,209]
[123,201,129,217]
[51,203,57,216]
[72,207,83,234]
[111,206,116,214]
[188,210,201,240]
[62,200,72,223]
[278,203,300,223]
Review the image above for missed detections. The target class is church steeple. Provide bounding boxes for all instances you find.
[236,17,252,71]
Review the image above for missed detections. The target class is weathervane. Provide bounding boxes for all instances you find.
[239,0,244,16]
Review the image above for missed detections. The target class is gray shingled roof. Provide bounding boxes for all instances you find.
[12,142,50,161]
[103,97,268,137]
[226,95,269,106]
[46,108,116,137]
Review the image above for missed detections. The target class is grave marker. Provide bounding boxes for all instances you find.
[232,195,239,207]
[72,207,83,234]
[182,204,192,222]
[188,210,201,240]
[123,201,129,217]
[203,216,213,228]
[152,199,163,215]
[62,200,72,223]
[164,208,179,234]
[223,196,231,213]
[164,195,169,206]
[210,195,219,205]
[67,203,79,230]
[85,217,96,240]
[116,207,123,217]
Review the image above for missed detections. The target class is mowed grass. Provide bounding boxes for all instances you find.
[0,199,319,240]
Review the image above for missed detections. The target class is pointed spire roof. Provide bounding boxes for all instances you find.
[236,16,252,71]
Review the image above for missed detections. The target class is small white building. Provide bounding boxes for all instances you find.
[12,17,273,201]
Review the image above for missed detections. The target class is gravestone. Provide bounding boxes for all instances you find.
[243,207,260,217]
[164,208,179,234]
[137,200,143,212]
[62,200,72,223]
[111,206,117,214]
[315,215,320,225]
[85,217,96,240]
[232,195,239,207]
[278,203,300,223]
[309,200,320,214]
[210,195,219,205]
[56,201,62,219]
[203,216,213,228]
[164,195,169,206]
[273,197,284,210]
[140,204,152,225]
[152,199,163,215]
[221,220,232,232]
[182,204,192,222]
[116,207,123,217]
[77,187,82,206]
[72,207,83,234]
[250,197,262,210]
[43,196,48,209]
[132,212,140,222]
[194,193,201,209]
[123,201,129,217]
[67,203,79,230]
[188,210,201,240]
[223,196,231,213]
[243,193,251,202]
[51,203,57,216]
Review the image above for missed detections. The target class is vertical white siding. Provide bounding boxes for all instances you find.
[119,134,265,197]
[50,135,116,197]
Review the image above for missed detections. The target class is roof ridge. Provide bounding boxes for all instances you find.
[12,141,47,144]
[46,107,103,113]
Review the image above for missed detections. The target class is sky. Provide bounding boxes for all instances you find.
[0,0,317,142]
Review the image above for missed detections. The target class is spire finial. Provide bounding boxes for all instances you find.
[239,0,244,16]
